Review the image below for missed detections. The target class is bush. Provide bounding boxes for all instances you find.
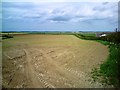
[2,34,13,39]
[100,32,120,44]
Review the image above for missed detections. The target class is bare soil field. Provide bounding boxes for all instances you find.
[2,34,109,88]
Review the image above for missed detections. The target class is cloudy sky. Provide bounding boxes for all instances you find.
[2,0,118,31]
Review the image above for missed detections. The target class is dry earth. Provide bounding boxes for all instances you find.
[2,35,109,88]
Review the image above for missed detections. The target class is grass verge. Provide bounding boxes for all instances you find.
[99,44,120,87]
[74,33,120,87]
[91,44,120,87]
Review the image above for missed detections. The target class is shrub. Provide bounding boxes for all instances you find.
[2,34,13,39]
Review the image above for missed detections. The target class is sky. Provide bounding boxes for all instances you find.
[2,0,118,31]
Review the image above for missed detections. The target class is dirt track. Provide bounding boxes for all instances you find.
[2,35,109,88]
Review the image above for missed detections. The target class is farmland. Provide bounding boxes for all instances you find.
[2,34,109,88]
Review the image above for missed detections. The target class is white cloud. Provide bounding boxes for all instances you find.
[3,2,117,21]
[2,2,118,31]
[2,0,119,2]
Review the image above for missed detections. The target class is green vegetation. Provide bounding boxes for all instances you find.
[91,44,120,87]
[2,34,13,39]
[80,33,96,37]
[28,32,74,35]
[74,32,120,87]
[99,44,120,87]
[96,40,110,45]
[74,33,99,40]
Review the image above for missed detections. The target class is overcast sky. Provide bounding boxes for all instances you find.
[2,1,118,31]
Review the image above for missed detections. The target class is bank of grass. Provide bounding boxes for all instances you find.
[96,40,110,45]
[92,44,120,87]
[99,44,120,87]
[74,33,120,87]
[80,33,96,37]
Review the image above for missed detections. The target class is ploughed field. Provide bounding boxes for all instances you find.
[2,35,109,88]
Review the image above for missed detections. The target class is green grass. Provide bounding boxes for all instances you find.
[80,33,96,37]
[74,33,120,87]
[91,45,120,87]
[74,33,110,45]
[99,44,120,87]
[74,33,99,40]
[91,44,120,87]
[96,40,110,45]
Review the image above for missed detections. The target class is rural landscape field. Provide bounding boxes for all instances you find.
[2,1,119,88]
[2,34,109,88]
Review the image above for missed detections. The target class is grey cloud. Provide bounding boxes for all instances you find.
[93,2,117,12]
[102,2,109,5]
[93,7,105,11]
[51,9,65,15]
[23,14,42,19]
[3,2,118,31]
[48,15,71,22]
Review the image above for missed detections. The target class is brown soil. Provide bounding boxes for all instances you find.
[2,35,109,88]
